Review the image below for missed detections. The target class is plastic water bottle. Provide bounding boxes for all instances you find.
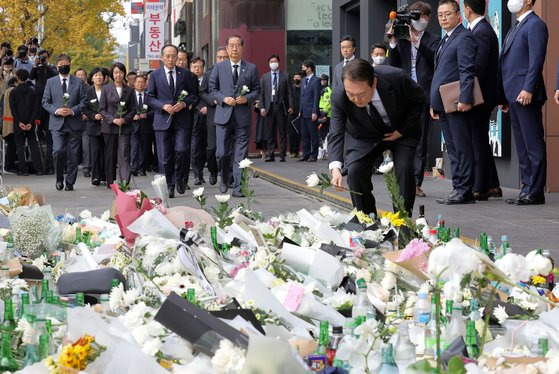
[444,306,466,348]
[497,235,509,259]
[414,292,430,326]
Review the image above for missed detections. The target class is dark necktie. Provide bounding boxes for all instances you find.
[168,70,175,94]
[505,20,520,48]
[138,93,143,110]
[272,72,278,102]
[436,34,449,60]
[366,102,386,127]
[62,78,67,94]
[305,77,310,89]
[343,60,348,67]
[233,64,239,86]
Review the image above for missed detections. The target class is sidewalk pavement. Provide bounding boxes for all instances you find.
[251,156,559,256]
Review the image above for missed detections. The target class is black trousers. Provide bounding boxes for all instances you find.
[89,133,105,182]
[205,117,218,177]
[470,107,500,193]
[103,133,119,185]
[288,113,301,154]
[36,98,54,170]
[266,102,288,158]
[347,137,418,216]
[414,104,432,187]
[14,127,43,173]
[191,114,207,179]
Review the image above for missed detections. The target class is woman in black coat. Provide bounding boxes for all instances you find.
[83,67,106,185]
[100,62,135,186]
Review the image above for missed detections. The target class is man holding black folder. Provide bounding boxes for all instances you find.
[430,0,477,205]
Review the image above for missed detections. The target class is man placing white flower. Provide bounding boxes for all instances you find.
[328,59,425,215]
[146,44,199,198]
[210,34,261,197]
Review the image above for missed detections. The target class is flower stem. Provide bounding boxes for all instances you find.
[435,286,442,371]
[479,284,497,355]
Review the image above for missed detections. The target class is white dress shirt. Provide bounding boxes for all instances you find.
[517,10,533,23]
[342,55,356,67]
[468,16,484,30]
[163,65,177,86]
[230,59,243,74]
[59,74,69,88]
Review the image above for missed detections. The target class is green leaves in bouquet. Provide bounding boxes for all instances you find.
[406,357,466,374]
[209,202,234,229]
[117,180,130,192]
[240,168,256,212]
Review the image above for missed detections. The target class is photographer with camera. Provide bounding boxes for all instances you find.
[14,45,33,73]
[30,50,58,174]
[387,1,440,198]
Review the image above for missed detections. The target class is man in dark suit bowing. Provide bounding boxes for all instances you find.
[388,1,440,198]
[463,0,502,201]
[209,35,260,196]
[431,0,477,205]
[329,59,425,216]
[146,44,198,198]
[42,54,87,191]
[260,54,293,162]
[499,0,548,205]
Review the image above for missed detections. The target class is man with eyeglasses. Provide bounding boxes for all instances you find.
[210,35,261,197]
[430,0,478,205]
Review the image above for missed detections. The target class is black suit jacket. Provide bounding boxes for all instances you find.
[259,70,293,113]
[388,31,440,104]
[9,84,38,132]
[199,69,216,127]
[100,83,136,135]
[132,90,154,134]
[471,18,499,110]
[328,65,425,167]
[83,85,103,136]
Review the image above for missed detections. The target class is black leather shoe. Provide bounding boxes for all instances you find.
[515,194,545,205]
[194,178,204,185]
[232,191,245,198]
[168,189,175,198]
[474,191,489,201]
[56,180,64,191]
[84,170,91,177]
[297,158,309,162]
[176,180,186,194]
[139,170,146,176]
[488,187,503,198]
[306,157,317,162]
[436,190,460,204]
[219,183,228,193]
[443,192,475,205]
[209,174,217,185]
[265,157,275,162]
[92,179,100,186]
[506,192,528,204]
[131,169,138,176]
[280,157,286,162]
[65,183,74,191]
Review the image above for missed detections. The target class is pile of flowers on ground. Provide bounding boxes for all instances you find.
[0,160,558,374]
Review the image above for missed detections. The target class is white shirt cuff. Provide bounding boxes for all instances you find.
[329,161,343,171]
[389,42,397,49]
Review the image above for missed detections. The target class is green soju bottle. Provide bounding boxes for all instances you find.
[0,333,18,371]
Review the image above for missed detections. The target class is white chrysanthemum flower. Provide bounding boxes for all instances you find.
[180,90,188,95]
[90,98,97,103]
[319,205,333,216]
[109,283,125,312]
[142,338,163,356]
[526,250,553,276]
[378,161,394,174]
[63,93,70,98]
[122,288,142,308]
[493,305,508,324]
[143,104,148,110]
[211,339,246,374]
[306,172,320,187]
[101,210,111,221]
[119,101,125,106]
[215,194,230,203]
[238,158,253,169]
[79,209,92,219]
[193,187,204,197]
[16,318,36,345]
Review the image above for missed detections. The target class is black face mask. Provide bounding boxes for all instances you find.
[58,65,70,75]
[294,79,301,85]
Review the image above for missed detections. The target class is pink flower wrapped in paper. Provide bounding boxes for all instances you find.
[383,238,432,281]
[111,184,153,245]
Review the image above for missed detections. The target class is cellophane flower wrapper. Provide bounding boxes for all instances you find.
[151,174,170,208]
[127,208,180,241]
[111,184,154,245]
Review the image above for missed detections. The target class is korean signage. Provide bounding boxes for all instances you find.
[145,2,165,60]
[131,2,143,14]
